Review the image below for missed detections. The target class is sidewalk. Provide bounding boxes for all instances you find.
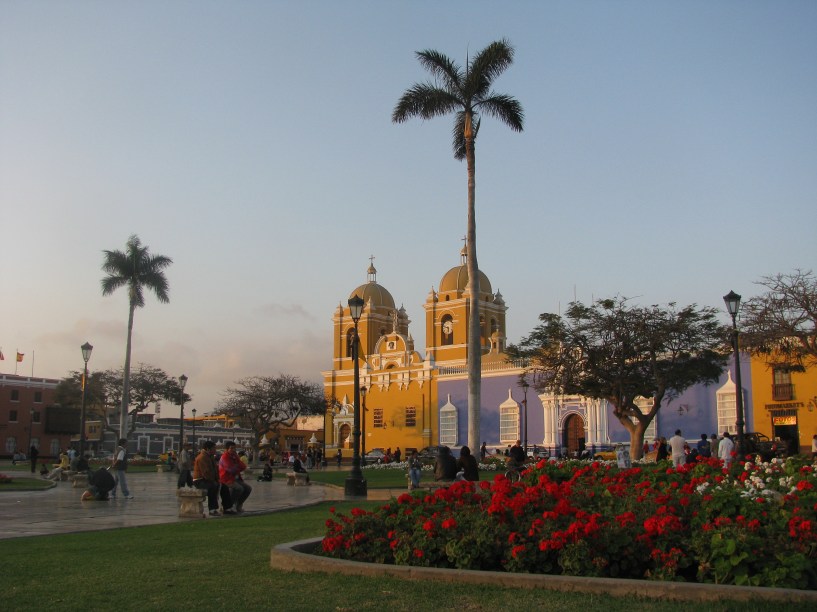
[0,470,341,540]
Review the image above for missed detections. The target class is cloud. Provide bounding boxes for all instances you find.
[254,303,315,321]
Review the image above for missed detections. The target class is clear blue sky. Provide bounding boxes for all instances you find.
[2,1,815,415]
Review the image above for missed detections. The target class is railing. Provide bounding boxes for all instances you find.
[437,358,528,376]
[772,383,794,401]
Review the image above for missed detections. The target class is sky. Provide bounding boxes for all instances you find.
[1,1,815,417]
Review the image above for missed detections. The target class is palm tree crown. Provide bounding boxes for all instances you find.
[101,234,172,437]
[101,234,172,308]
[393,39,523,451]
[392,39,524,158]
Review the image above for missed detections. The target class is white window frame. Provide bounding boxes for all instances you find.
[500,405,520,445]
[439,405,458,447]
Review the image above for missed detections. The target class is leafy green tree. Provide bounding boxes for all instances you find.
[509,298,729,459]
[55,365,187,437]
[101,234,172,437]
[739,270,817,368]
[393,39,524,450]
[217,374,326,466]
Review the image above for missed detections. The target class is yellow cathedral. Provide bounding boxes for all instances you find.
[322,249,512,458]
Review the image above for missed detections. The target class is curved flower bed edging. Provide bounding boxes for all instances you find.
[271,537,817,603]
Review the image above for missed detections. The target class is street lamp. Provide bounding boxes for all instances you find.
[344,295,367,496]
[723,290,746,457]
[360,385,368,465]
[191,407,197,451]
[520,376,529,455]
[79,342,93,459]
[178,374,188,451]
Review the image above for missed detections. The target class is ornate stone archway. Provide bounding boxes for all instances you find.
[562,413,586,458]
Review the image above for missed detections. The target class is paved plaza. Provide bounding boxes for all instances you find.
[0,468,346,540]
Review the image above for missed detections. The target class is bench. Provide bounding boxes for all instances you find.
[71,473,89,489]
[156,464,168,473]
[286,472,310,486]
[176,488,207,518]
[60,470,76,482]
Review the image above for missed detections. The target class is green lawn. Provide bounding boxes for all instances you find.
[0,501,800,612]
[0,477,53,491]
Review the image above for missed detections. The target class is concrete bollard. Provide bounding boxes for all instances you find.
[176,487,206,518]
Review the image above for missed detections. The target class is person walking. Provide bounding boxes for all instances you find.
[696,434,711,458]
[177,442,194,488]
[668,430,686,469]
[719,432,735,468]
[710,434,720,460]
[408,450,422,490]
[29,444,39,474]
[111,438,133,500]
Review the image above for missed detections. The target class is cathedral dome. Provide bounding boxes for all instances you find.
[349,260,395,309]
[349,282,395,309]
[438,247,492,296]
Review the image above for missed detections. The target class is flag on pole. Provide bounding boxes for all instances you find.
[16,352,24,362]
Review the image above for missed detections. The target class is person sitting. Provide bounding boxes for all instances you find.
[194,441,227,516]
[55,451,70,470]
[455,446,479,482]
[219,441,251,514]
[292,453,310,483]
[81,468,116,501]
[508,440,526,469]
[434,446,458,481]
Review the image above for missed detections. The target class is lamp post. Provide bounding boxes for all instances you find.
[178,374,188,451]
[723,290,746,457]
[344,295,367,496]
[360,385,367,465]
[79,342,93,458]
[191,407,197,451]
[520,376,529,455]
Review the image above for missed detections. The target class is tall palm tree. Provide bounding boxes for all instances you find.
[393,39,523,451]
[101,235,172,437]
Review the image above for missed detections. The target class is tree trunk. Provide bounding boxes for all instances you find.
[614,409,649,460]
[465,115,481,452]
[119,304,135,439]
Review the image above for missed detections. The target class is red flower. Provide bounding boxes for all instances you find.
[442,518,457,530]
[423,520,434,531]
[413,549,424,558]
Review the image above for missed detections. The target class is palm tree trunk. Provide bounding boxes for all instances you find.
[120,304,135,438]
[465,125,481,452]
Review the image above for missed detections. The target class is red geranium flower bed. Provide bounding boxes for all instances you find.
[321,456,817,589]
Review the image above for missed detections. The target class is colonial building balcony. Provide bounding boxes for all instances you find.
[772,383,794,401]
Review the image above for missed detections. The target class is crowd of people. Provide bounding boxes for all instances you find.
[647,430,736,468]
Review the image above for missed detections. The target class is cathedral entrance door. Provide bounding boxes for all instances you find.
[563,414,586,458]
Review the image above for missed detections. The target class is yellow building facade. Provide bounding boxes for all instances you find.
[748,354,817,455]
[322,251,510,458]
